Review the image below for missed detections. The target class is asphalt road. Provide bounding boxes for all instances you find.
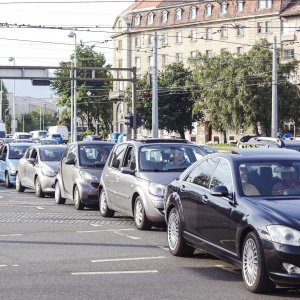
[0,184,299,300]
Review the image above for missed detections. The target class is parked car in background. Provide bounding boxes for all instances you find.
[164,149,300,293]
[98,139,211,230]
[38,138,58,145]
[12,132,32,140]
[82,135,101,141]
[54,141,114,210]
[30,130,48,139]
[45,134,63,144]
[16,144,67,197]
[0,142,33,187]
[48,125,69,143]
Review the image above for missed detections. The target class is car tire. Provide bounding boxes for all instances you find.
[167,207,195,256]
[5,172,12,188]
[15,173,25,192]
[99,189,114,217]
[134,196,152,230]
[54,181,66,204]
[74,186,84,210]
[242,231,275,293]
[35,177,45,198]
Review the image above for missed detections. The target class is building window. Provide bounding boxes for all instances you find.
[283,49,294,60]
[148,55,154,67]
[257,21,272,33]
[189,6,197,19]
[134,14,141,26]
[118,39,122,50]
[236,25,244,36]
[206,28,212,40]
[221,26,228,38]
[160,33,168,45]
[175,8,182,20]
[191,51,197,59]
[118,59,123,68]
[176,31,182,43]
[134,57,141,69]
[258,0,272,9]
[118,20,122,30]
[134,36,141,48]
[191,30,197,41]
[221,2,228,14]
[147,12,154,25]
[161,10,168,23]
[237,47,243,54]
[206,50,212,57]
[257,22,263,33]
[161,54,168,67]
[205,4,212,16]
[175,53,183,63]
[265,21,272,33]
[148,35,154,46]
[236,0,244,12]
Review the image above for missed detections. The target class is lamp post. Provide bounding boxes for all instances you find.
[8,57,16,134]
[68,31,77,142]
[22,98,27,132]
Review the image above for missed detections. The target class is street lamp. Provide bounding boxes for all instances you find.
[22,98,27,132]
[68,31,77,142]
[8,57,16,134]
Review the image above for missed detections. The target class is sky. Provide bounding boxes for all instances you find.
[0,0,133,96]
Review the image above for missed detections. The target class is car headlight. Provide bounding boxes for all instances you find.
[41,167,57,177]
[79,171,97,180]
[267,225,300,246]
[148,182,166,197]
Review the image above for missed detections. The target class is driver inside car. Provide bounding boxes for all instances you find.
[272,167,300,195]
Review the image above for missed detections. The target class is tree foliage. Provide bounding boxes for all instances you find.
[50,43,113,135]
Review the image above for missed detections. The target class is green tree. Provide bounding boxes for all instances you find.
[127,63,203,139]
[50,43,113,136]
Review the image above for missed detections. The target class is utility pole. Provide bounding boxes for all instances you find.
[70,62,74,142]
[271,36,278,138]
[152,32,158,138]
[132,67,137,140]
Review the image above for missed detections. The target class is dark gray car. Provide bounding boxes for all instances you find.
[99,139,211,230]
[16,145,67,197]
[54,141,114,210]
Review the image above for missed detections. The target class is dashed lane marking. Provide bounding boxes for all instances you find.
[0,234,23,237]
[76,228,134,233]
[91,256,165,263]
[71,270,158,276]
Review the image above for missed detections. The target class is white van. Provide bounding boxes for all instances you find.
[47,126,69,143]
[30,130,48,139]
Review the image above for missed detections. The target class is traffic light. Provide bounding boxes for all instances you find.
[137,114,144,127]
[124,115,133,128]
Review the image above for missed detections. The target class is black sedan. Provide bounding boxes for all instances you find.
[164,149,300,293]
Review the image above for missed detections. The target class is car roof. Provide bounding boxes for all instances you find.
[8,142,33,146]
[135,138,190,144]
[31,144,67,149]
[231,148,300,156]
[72,141,115,145]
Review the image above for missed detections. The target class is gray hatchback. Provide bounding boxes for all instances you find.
[54,141,114,210]
[99,139,211,230]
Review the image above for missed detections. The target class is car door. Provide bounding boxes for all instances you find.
[198,158,237,255]
[61,144,77,198]
[103,143,128,208]
[18,147,32,187]
[178,157,218,236]
[25,147,38,188]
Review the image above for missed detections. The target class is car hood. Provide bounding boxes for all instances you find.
[40,161,60,171]
[138,171,180,186]
[81,167,102,181]
[256,198,300,227]
[7,159,19,169]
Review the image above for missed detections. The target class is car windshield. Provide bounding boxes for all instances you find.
[39,148,65,161]
[79,144,113,167]
[18,134,32,139]
[200,145,218,154]
[239,160,300,197]
[139,144,204,172]
[9,145,30,159]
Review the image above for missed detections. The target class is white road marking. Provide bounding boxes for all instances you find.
[0,264,20,267]
[215,264,240,273]
[0,234,23,237]
[0,196,3,198]
[35,206,45,210]
[91,256,165,263]
[71,270,158,276]
[113,230,141,240]
[157,245,169,251]
[90,224,103,227]
[77,228,134,233]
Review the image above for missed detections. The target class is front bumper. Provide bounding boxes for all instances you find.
[144,194,165,223]
[78,181,99,205]
[40,176,56,193]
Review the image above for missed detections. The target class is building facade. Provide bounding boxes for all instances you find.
[111,0,300,143]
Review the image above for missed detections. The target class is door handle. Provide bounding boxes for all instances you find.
[179,184,186,192]
[202,194,208,204]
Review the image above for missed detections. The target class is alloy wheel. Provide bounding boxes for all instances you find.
[168,211,179,251]
[243,237,258,287]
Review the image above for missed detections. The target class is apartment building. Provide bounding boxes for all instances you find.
[111,0,300,143]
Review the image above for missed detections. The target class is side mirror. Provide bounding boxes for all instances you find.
[120,167,135,175]
[65,157,75,165]
[210,185,229,197]
[27,158,36,164]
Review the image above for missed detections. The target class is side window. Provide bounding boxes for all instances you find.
[124,146,136,170]
[31,149,38,160]
[185,158,217,189]
[210,159,232,193]
[24,148,31,159]
[110,144,127,170]
[66,145,76,160]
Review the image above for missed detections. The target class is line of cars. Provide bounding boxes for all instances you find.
[1,136,300,293]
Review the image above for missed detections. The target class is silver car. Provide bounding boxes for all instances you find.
[16,145,67,197]
[0,142,33,188]
[98,139,211,230]
[54,141,114,210]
